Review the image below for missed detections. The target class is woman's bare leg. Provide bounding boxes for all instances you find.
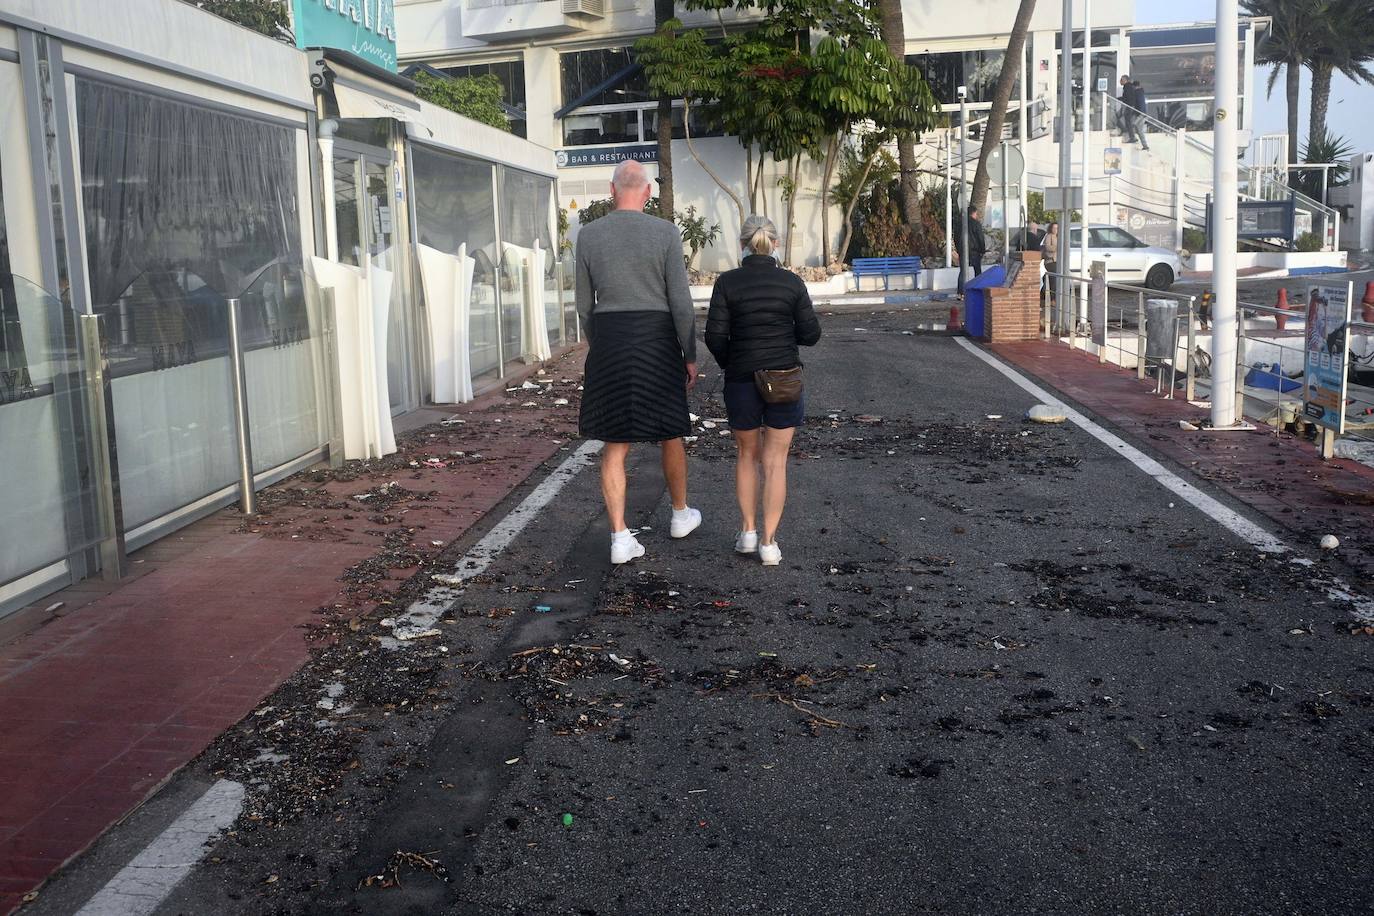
[760,426,795,544]
[733,428,762,533]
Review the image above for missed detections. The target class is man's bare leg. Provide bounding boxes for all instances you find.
[601,442,631,532]
[661,438,688,511]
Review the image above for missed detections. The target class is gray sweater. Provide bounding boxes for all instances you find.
[574,209,697,362]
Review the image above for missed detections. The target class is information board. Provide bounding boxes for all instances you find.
[292,0,397,73]
[1302,283,1353,433]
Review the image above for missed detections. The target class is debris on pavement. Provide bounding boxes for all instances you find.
[1027,404,1067,424]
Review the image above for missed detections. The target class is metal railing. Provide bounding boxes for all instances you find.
[1041,267,1201,401]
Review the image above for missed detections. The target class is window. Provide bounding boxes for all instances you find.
[907,49,1005,105]
[441,59,527,138]
[1054,29,1119,50]
[1091,228,1138,248]
[562,109,639,146]
[560,47,650,107]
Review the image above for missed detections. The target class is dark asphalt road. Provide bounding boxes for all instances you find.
[34,313,1374,916]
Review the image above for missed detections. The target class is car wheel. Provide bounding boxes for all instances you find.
[1146,264,1174,290]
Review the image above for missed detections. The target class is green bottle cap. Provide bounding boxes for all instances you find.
[562,813,574,827]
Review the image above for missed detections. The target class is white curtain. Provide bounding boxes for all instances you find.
[308,257,396,459]
[417,242,475,403]
[522,242,552,362]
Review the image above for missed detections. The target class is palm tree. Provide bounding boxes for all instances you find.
[875,0,921,247]
[1306,0,1374,153]
[1243,0,1323,169]
[970,0,1036,212]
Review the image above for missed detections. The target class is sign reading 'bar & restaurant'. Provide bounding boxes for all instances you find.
[555,145,659,169]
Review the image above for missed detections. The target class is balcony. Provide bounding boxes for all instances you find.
[463,0,603,42]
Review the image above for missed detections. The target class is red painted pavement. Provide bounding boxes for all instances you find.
[987,340,1374,577]
[0,349,585,914]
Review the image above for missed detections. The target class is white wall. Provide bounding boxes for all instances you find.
[904,0,1133,42]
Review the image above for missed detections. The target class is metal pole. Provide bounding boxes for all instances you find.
[1079,0,1091,331]
[226,298,258,515]
[79,314,126,580]
[1001,140,1010,261]
[318,122,339,263]
[1211,0,1240,429]
[1185,297,1197,402]
[1174,128,1186,252]
[1056,0,1073,332]
[959,91,969,294]
[945,137,953,269]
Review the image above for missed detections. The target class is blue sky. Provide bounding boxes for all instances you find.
[1137,0,1374,156]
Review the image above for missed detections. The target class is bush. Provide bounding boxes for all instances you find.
[852,181,912,259]
[1294,231,1323,252]
[412,71,510,132]
[1182,227,1206,254]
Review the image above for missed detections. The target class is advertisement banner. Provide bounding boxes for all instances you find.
[292,0,397,73]
[1302,283,1353,434]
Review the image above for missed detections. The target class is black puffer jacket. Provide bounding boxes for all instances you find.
[705,254,822,382]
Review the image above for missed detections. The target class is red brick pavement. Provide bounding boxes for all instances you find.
[987,340,1374,573]
[0,349,585,914]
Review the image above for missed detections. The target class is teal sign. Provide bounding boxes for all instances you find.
[292,0,397,72]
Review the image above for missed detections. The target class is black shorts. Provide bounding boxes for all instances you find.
[723,379,805,431]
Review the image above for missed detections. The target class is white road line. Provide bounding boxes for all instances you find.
[955,338,1374,622]
[385,440,604,643]
[73,780,244,916]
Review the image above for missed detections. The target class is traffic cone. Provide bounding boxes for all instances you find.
[1274,287,1289,332]
[948,304,963,332]
[1361,280,1374,323]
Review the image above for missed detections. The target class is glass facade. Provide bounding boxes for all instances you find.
[75,79,322,529]
[560,47,650,107]
[907,49,1006,106]
[1130,45,1246,131]
[558,48,724,147]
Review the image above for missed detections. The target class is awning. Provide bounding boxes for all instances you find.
[332,81,425,124]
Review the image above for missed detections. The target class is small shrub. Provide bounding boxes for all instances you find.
[1294,231,1323,252]
[1182,227,1206,253]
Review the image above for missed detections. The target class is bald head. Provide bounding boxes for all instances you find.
[612,159,648,191]
[610,158,652,212]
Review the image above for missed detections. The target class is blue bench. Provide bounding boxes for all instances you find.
[851,257,923,291]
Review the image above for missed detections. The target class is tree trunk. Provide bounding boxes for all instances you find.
[654,0,675,217]
[1285,58,1300,169]
[819,133,842,265]
[971,0,1037,212]
[837,148,879,264]
[683,98,746,230]
[783,155,800,267]
[1308,60,1333,156]
[875,0,922,245]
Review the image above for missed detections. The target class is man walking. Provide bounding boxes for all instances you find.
[1130,78,1150,150]
[1119,74,1149,150]
[576,158,702,564]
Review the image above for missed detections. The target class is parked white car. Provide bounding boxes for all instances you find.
[1060,224,1184,291]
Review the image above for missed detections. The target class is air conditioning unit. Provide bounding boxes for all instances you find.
[561,0,604,17]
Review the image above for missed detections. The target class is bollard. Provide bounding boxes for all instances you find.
[226,297,258,516]
[948,304,962,332]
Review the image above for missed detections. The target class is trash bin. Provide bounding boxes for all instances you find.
[964,265,1007,338]
[1145,298,1178,369]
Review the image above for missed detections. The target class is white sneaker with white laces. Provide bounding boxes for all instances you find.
[670,506,702,539]
[759,542,782,566]
[735,529,759,554]
[610,531,645,565]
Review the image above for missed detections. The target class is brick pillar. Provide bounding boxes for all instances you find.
[984,250,1042,343]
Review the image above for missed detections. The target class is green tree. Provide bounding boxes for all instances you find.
[833,141,898,263]
[190,0,289,36]
[411,71,511,131]
[1296,129,1354,201]
[970,0,1036,212]
[875,0,921,248]
[654,0,678,217]
[1243,0,1325,169]
[1306,0,1374,151]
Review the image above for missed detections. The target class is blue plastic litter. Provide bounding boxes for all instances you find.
[963,265,1007,339]
[534,605,552,613]
[1244,363,1302,393]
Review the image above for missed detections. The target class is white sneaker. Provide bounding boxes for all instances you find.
[759,542,782,566]
[611,534,645,565]
[670,507,702,539]
[735,530,759,554]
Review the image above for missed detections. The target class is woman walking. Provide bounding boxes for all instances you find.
[1040,221,1059,314]
[705,216,821,566]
